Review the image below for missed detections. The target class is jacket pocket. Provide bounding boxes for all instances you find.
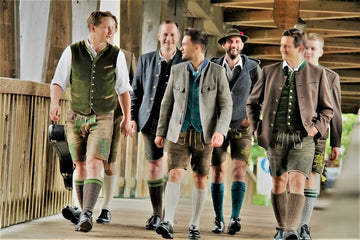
[201,84,216,93]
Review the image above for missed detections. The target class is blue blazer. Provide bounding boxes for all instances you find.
[131,49,182,131]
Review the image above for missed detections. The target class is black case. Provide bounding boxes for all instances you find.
[48,124,74,190]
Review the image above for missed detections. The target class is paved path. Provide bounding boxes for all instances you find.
[0,196,334,240]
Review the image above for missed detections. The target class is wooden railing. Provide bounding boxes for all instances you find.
[0,77,255,228]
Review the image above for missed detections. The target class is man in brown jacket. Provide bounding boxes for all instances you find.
[298,32,342,240]
[246,28,333,240]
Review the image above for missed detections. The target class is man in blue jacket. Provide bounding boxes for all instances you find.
[130,20,182,230]
[210,28,261,235]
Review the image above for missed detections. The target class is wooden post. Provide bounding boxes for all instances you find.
[273,0,300,30]
[0,0,17,78]
[45,0,72,84]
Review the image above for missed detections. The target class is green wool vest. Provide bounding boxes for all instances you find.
[274,62,306,133]
[70,41,119,115]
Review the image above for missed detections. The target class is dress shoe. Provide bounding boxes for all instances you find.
[274,227,284,240]
[61,205,81,224]
[96,209,111,223]
[299,224,311,240]
[145,214,161,230]
[284,229,299,240]
[188,225,201,239]
[155,220,174,239]
[227,217,241,235]
[75,210,93,232]
[211,217,225,233]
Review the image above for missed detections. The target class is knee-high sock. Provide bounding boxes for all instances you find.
[163,182,180,226]
[211,182,224,222]
[148,178,164,216]
[74,179,85,209]
[82,179,103,212]
[189,187,208,227]
[101,174,117,211]
[271,191,288,229]
[231,181,246,219]
[300,189,317,226]
[286,193,305,231]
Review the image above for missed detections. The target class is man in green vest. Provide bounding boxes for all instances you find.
[247,28,333,240]
[49,10,132,232]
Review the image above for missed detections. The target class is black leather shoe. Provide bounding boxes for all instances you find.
[299,224,311,240]
[75,210,93,232]
[227,217,241,235]
[155,220,174,239]
[145,214,161,230]
[284,229,299,240]
[188,225,201,239]
[96,209,111,223]
[62,206,81,224]
[274,227,284,240]
[211,217,225,233]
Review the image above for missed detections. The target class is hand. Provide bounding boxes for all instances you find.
[329,147,341,161]
[211,132,224,147]
[241,119,250,127]
[154,136,164,148]
[120,118,132,138]
[49,102,61,121]
[130,120,137,136]
[308,126,318,137]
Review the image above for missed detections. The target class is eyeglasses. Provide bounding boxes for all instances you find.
[282,28,302,37]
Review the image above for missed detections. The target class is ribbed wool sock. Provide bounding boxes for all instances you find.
[74,179,85,209]
[163,182,180,226]
[82,179,103,212]
[271,191,288,229]
[189,187,208,227]
[286,193,305,231]
[101,174,117,210]
[211,182,224,222]
[148,178,163,216]
[230,181,246,219]
[300,189,317,226]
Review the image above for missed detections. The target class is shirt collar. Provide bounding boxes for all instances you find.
[222,56,243,70]
[282,59,305,72]
[159,49,177,63]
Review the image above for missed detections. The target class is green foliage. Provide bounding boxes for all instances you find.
[325,113,357,160]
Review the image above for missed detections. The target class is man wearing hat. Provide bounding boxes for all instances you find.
[210,28,261,235]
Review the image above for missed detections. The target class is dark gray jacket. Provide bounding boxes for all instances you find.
[211,54,261,128]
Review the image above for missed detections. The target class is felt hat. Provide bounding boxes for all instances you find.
[217,28,249,44]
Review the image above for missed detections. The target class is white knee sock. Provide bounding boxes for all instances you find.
[189,187,208,227]
[101,174,117,210]
[163,182,181,226]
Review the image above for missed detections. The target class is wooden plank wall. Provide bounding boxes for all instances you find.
[0,78,72,228]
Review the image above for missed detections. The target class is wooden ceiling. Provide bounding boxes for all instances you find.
[208,0,360,114]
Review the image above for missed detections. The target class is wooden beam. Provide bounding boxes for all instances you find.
[224,9,360,24]
[186,0,224,36]
[214,0,360,14]
[0,0,17,78]
[45,0,72,84]
[120,0,142,57]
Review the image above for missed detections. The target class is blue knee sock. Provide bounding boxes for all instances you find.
[231,181,246,219]
[211,182,224,222]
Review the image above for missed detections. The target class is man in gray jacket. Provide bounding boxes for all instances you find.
[210,28,261,235]
[154,28,232,239]
[246,28,333,240]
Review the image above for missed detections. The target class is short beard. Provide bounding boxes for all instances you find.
[226,49,239,60]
